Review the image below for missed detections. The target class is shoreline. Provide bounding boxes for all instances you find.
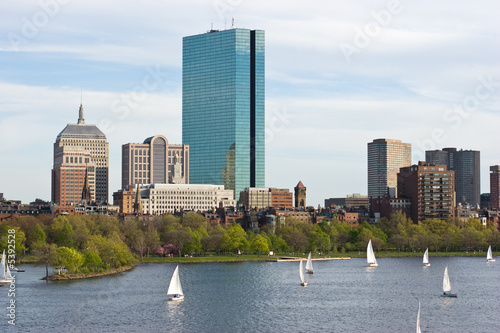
[139,251,496,263]
[42,264,135,281]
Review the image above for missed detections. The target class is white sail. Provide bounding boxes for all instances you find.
[5,263,12,280]
[367,239,377,265]
[423,248,429,265]
[305,252,313,272]
[487,245,493,261]
[443,266,451,293]
[0,250,5,278]
[299,259,305,283]
[416,301,422,333]
[167,265,183,296]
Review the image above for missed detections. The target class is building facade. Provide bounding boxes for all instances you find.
[426,148,480,206]
[182,28,265,201]
[122,135,189,188]
[294,181,306,208]
[238,187,293,210]
[52,104,109,204]
[397,162,455,223]
[368,138,412,198]
[137,184,235,215]
[491,165,500,210]
[112,185,136,214]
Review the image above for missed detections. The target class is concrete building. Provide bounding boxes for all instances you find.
[490,165,500,210]
[182,28,265,201]
[122,135,189,188]
[52,104,108,204]
[136,184,235,215]
[398,162,455,222]
[238,187,294,210]
[368,138,412,198]
[238,188,270,210]
[426,148,480,206]
[294,181,306,209]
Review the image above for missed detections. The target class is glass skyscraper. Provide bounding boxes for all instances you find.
[182,28,265,200]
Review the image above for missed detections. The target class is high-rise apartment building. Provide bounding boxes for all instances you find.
[182,28,265,201]
[398,162,455,222]
[490,165,500,210]
[426,148,480,206]
[121,135,189,188]
[52,104,109,204]
[367,139,412,198]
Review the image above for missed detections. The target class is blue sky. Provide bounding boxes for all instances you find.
[1,0,499,206]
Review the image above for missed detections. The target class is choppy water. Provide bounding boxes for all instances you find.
[1,257,499,332]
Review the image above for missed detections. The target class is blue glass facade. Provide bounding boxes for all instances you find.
[182,29,265,200]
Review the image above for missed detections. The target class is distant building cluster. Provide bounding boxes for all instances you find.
[3,27,498,232]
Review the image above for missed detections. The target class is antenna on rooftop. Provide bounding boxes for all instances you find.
[231,17,235,28]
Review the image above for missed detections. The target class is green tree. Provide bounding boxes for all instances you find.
[32,242,58,278]
[50,216,75,247]
[32,223,46,245]
[83,252,104,272]
[251,234,270,256]
[224,223,247,254]
[55,246,84,274]
[182,212,206,230]
[144,225,160,257]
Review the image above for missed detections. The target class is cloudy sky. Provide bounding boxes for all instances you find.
[1,0,499,207]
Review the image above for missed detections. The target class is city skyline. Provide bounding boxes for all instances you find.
[1,1,498,206]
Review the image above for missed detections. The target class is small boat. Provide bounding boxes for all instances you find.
[299,259,307,286]
[416,301,422,333]
[11,267,25,272]
[486,245,495,262]
[167,265,184,301]
[423,248,431,267]
[441,266,457,297]
[305,252,314,274]
[0,250,14,285]
[367,239,378,267]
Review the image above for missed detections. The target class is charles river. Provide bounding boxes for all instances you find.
[1,256,499,332]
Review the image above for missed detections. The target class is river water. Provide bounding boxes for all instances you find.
[0,257,499,332]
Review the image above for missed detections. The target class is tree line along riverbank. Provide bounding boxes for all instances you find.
[1,211,498,279]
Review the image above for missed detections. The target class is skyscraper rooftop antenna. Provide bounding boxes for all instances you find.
[231,17,235,28]
[78,82,85,125]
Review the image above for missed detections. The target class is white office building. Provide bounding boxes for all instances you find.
[136,184,235,215]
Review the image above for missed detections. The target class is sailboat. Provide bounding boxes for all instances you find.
[416,301,422,333]
[423,248,431,267]
[299,259,307,286]
[0,250,14,285]
[486,245,495,262]
[305,252,314,274]
[167,265,184,301]
[367,239,378,267]
[441,266,457,297]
